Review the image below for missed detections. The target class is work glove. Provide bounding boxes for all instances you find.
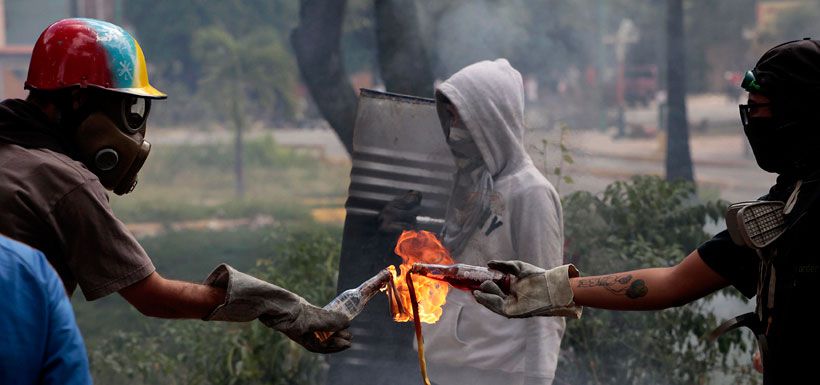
[473,260,583,319]
[202,264,352,353]
[377,190,422,233]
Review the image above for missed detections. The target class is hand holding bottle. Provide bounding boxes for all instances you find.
[315,269,393,341]
[202,264,352,353]
[472,260,583,319]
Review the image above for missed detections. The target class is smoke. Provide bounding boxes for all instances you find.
[431,1,529,77]
[421,0,589,83]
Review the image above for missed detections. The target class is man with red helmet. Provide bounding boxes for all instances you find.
[0,18,350,354]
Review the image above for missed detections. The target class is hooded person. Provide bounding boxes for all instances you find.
[417,59,569,385]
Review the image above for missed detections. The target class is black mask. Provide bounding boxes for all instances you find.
[743,112,820,176]
[743,116,790,174]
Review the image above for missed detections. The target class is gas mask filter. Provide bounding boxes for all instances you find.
[725,201,786,250]
[71,94,152,195]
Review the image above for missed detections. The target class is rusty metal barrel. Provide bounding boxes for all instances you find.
[327,89,454,385]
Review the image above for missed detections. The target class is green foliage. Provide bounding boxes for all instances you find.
[189,24,300,196]
[556,176,755,385]
[123,1,302,126]
[89,226,343,385]
[191,25,298,123]
[124,0,299,82]
[531,122,574,194]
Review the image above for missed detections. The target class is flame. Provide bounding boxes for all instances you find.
[389,230,454,324]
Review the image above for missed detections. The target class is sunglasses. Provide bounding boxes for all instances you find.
[738,103,772,126]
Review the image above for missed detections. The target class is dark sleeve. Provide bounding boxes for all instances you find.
[50,181,155,300]
[39,253,92,385]
[697,230,759,298]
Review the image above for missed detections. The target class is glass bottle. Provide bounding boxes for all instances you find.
[315,269,393,341]
[409,263,511,293]
[325,269,392,318]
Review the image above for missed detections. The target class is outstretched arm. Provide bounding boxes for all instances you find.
[475,250,731,318]
[121,266,351,354]
[119,271,225,319]
[570,250,730,310]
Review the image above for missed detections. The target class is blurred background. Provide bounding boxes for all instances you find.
[3,0,817,384]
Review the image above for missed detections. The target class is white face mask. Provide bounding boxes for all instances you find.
[447,124,483,169]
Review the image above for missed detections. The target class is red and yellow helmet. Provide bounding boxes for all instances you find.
[25,18,165,99]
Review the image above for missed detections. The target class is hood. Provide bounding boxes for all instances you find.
[435,58,530,177]
[754,39,820,102]
[0,99,67,153]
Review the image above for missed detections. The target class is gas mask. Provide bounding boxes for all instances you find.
[68,93,151,195]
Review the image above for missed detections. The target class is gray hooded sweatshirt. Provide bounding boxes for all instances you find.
[424,59,565,385]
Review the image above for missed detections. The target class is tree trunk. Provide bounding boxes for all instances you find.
[291,0,357,155]
[231,48,246,198]
[665,0,694,183]
[374,0,434,97]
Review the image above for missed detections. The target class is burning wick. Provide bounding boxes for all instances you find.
[406,271,432,385]
[388,230,456,385]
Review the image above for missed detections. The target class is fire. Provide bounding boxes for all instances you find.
[389,230,454,324]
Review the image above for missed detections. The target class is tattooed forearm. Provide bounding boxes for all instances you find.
[576,274,632,289]
[576,274,648,299]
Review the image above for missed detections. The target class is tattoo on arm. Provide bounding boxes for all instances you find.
[576,274,648,299]
[625,280,648,299]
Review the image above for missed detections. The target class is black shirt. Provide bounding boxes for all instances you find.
[697,177,820,383]
[698,229,759,298]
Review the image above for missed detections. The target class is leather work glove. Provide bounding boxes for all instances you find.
[473,260,583,319]
[203,264,352,353]
[377,190,422,233]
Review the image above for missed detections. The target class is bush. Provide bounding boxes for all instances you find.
[555,176,755,385]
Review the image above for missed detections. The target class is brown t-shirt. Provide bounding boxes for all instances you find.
[0,107,155,300]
